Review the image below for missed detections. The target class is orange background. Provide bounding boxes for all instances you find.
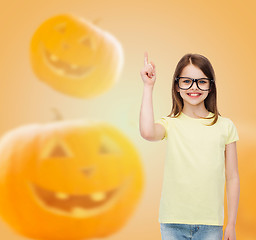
[0,0,256,239]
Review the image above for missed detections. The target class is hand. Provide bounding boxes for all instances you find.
[224,224,236,240]
[140,51,156,87]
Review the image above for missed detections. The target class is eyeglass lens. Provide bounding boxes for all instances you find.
[178,78,210,90]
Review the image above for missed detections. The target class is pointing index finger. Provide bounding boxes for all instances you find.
[144,52,148,66]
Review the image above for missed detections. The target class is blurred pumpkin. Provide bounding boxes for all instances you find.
[30,14,124,98]
[0,119,144,240]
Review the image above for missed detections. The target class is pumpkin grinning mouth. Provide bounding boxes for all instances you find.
[40,42,95,78]
[28,176,133,218]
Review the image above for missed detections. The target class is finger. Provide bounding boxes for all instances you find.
[144,51,148,66]
[150,61,156,70]
[148,63,154,70]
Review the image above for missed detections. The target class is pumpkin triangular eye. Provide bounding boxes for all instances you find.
[55,22,66,33]
[49,143,68,158]
[99,135,121,155]
[79,36,90,46]
[40,138,73,160]
[79,35,97,50]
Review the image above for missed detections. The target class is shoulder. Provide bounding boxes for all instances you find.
[217,115,237,127]
[163,115,177,124]
[219,116,239,144]
[155,115,176,129]
[155,116,170,128]
[217,114,239,141]
[156,115,175,122]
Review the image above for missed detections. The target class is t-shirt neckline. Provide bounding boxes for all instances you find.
[181,111,212,120]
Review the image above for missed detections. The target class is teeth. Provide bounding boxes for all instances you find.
[90,192,106,201]
[55,191,106,201]
[188,94,200,96]
[50,54,58,62]
[55,192,69,200]
[71,207,87,216]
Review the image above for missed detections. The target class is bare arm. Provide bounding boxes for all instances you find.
[139,52,166,141]
[224,141,240,239]
[225,141,240,225]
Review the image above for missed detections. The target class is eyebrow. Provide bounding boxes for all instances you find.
[179,77,209,79]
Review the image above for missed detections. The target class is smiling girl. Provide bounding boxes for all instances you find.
[139,52,239,240]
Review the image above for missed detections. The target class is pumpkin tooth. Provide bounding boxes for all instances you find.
[55,192,69,200]
[90,192,105,201]
[71,207,86,216]
[49,54,58,62]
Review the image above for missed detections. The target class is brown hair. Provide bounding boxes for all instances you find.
[167,53,221,126]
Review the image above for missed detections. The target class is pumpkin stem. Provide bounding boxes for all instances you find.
[51,107,63,120]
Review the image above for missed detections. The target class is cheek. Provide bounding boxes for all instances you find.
[202,92,209,98]
[180,92,188,98]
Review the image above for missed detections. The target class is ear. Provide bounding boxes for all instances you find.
[175,85,180,93]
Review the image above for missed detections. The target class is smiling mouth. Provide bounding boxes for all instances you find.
[28,176,132,218]
[187,93,201,97]
[40,42,95,78]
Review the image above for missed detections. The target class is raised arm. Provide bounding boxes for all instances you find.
[139,51,166,141]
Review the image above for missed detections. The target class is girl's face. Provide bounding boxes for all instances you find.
[176,64,210,106]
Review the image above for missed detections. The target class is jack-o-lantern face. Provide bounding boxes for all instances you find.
[30,14,124,98]
[0,120,144,240]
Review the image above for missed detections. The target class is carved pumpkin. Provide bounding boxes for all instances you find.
[30,14,124,98]
[0,119,144,240]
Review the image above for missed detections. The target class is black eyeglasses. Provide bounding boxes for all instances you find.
[175,77,214,91]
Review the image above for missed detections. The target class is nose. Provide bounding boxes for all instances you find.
[191,80,199,90]
[61,41,70,49]
[81,166,95,177]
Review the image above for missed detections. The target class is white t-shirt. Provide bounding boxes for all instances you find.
[155,111,239,226]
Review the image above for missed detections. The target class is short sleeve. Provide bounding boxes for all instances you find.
[155,117,169,141]
[225,119,239,145]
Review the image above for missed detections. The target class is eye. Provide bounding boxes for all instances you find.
[199,80,206,84]
[182,78,191,83]
[79,36,91,46]
[54,22,67,33]
[99,135,122,155]
[79,35,97,50]
[40,138,73,160]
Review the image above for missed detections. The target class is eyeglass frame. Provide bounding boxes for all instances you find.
[175,77,214,91]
